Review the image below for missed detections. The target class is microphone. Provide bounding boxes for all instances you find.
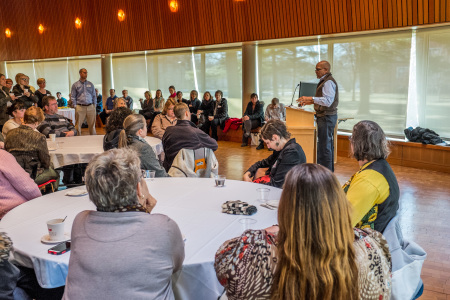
[291,83,300,106]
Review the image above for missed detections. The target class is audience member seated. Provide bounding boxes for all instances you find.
[187,90,201,124]
[2,101,25,136]
[209,90,229,141]
[0,132,4,149]
[114,97,127,109]
[12,73,38,109]
[162,103,218,171]
[215,164,392,300]
[243,120,306,188]
[265,97,285,122]
[62,148,184,300]
[37,96,77,137]
[103,107,133,151]
[121,89,133,109]
[343,120,399,232]
[241,93,264,147]
[0,150,41,219]
[197,91,214,133]
[95,88,103,114]
[176,91,188,104]
[99,89,118,125]
[168,85,176,99]
[0,73,14,133]
[5,107,59,192]
[151,98,177,139]
[5,78,14,92]
[119,114,168,177]
[56,92,68,107]
[35,78,52,108]
[153,89,165,113]
[139,91,154,122]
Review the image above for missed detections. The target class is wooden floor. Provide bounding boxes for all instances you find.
[86,127,450,299]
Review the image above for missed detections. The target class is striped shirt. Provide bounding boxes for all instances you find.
[37,113,77,137]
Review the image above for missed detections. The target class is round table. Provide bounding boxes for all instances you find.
[47,135,163,168]
[0,178,281,299]
[57,108,75,123]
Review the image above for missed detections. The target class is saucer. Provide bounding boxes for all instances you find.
[65,188,88,196]
[41,233,71,244]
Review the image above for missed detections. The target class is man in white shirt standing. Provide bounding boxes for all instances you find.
[297,60,338,172]
[71,68,97,135]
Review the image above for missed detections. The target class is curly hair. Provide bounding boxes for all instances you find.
[105,107,133,133]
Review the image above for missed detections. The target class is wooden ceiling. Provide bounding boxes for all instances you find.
[1,0,449,61]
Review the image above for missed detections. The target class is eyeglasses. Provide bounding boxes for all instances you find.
[315,68,323,71]
[20,78,28,81]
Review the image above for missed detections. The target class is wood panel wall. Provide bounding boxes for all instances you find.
[1,0,450,61]
[337,135,450,173]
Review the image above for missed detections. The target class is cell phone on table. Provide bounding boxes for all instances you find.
[48,241,71,255]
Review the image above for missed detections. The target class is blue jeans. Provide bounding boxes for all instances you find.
[316,114,337,172]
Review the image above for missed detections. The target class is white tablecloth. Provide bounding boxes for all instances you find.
[57,108,75,123]
[0,178,281,300]
[47,135,163,168]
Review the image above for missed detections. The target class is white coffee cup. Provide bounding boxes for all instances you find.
[49,133,56,141]
[47,218,65,241]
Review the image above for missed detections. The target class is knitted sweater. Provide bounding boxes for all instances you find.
[37,113,77,138]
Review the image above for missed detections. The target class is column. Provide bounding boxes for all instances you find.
[242,42,258,114]
[101,54,113,108]
[0,61,7,77]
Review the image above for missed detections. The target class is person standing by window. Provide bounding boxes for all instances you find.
[70,68,97,135]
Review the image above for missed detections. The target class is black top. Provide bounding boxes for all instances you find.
[243,100,264,124]
[187,98,201,114]
[12,84,38,109]
[162,119,218,171]
[199,99,215,117]
[246,138,306,188]
[35,90,52,108]
[213,98,229,120]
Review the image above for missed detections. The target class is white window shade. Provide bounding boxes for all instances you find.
[325,32,412,136]
[195,49,242,117]
[6,61,37,90]
[258,41,327,107]
[112,55,148,109]
[416,27,450,139]
[68,57,102,100]
[34,60,69,97]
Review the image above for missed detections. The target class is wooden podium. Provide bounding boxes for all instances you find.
[285,107,316,163]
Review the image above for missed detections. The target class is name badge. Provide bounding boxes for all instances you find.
[218,105,222,108]
[59,119,66,122]
[87,85,92,88]
[47,94,50,96]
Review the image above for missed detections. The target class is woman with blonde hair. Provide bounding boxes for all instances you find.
[139,91,154,121]
[215,164,392,300]
[118,114,168,177]
[151,97,177,139]
[35,78,52,108]
[12,73,38,109]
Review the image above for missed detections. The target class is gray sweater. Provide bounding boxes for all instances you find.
[128,135,169,177]
[63,210,185,300]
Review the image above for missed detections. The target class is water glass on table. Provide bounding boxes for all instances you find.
[215,175,226,187]
[256,188,270,203]
[142,170,156,181]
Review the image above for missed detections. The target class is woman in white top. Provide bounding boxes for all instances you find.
[2,101,25,136]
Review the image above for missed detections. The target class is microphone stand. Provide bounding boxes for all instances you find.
[291,83,300,106]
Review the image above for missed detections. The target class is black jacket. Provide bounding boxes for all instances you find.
[0,87,12,126]
[213,98,229,120]
[199,99,215,117]
[162,119,218,171]
[187,98,201,114]
[12,84,38,109]
[103,129,121,151]
[243,100,264,124]
[246,138,306,188]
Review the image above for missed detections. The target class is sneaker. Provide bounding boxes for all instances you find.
[241,143,248,147]
[256,143,264,150]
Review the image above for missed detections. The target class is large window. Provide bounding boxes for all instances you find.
[326,32,412,135]
[258,42,327,106]
[68,57,102,96]
[6,61,36,88]
[34,59,70,97]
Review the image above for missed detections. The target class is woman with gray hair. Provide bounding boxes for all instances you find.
[63,148,184,300]
[343,120,399,233]
[118,114,168,177]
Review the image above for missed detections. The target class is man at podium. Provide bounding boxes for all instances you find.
[297,60,338,172]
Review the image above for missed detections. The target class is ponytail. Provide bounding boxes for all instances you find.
[118,129,128,148]
[118,114,146,149]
